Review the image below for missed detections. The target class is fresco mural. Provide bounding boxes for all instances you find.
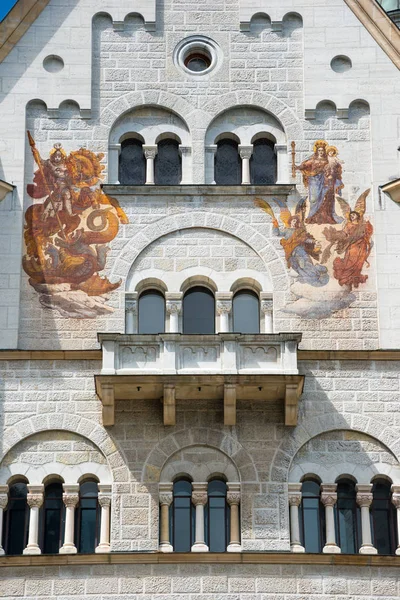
[22,133,129,318]
[256,140,373,319]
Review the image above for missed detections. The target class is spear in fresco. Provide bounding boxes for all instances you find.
[27,130,67,240]
[291,141,296,178]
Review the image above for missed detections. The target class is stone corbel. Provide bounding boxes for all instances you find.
[284,381,302,426]
[163,384,176,426]
[101,383,115,427]
[224,383,236,426]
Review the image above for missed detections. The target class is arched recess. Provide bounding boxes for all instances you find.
[142,428,257,483]
[160,445,240,483]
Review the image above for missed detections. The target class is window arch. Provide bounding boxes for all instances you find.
[138,289,165,334]
[299,479,324,553]
[250,138,277,184]
[154,138,182,185]
[335,478,360,554]
[172,479,193,552]
[119,138,146,185]
[76,480,100,554]
[371,479,397,555]
[214,138,241,185]
[41,482,65,554]
[183,286,215,334]
[3,481,29,555]
[233,290,260,333]
[206,479,229,552]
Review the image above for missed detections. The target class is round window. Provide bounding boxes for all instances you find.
[174,36,221,77]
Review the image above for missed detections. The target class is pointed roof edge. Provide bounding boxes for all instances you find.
[344,0,400,69]
[0,0,51,63]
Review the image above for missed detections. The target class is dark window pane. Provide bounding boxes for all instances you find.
[207,480,228,552]
[300,480,323,553]
[336,480,360,555]
[77,481,99,554]
[4,483,28,555]
[138,290,165,334]
[233,291,260,333]
[43,483,64,554]
[214,139,241,185]
[154,139,181,185]
[173,479,192,552]
[250,138,277,184]
[119,139,146,185]
[183,287,215,334]
[371,480,396,554]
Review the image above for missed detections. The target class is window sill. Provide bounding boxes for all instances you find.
[101,184,294,196]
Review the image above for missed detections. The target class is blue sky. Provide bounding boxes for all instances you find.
[0,0,18,21]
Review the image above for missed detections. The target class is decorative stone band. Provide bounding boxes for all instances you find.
[191,491,208,506]
[166,301,182,315]
[63,493,79,508]
[356,492,373,508]
[227,491,241,506]
[27,493,44,509]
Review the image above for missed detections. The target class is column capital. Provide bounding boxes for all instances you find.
[238,144,253,159]
[216,292,233,315]
[391,485,400,508]
[159,482,173,506]
[109,143,121,152]
[260,297,273,313]
[227,491,241,506]
[126,292,138,314]
[166,292,183,315]
[0,494,8,511]
[143,145,158,160]
[192,483,208,506]
[321,484,337,507]
[98,484,112,508]
[274,144,288,152]
[288,483,302,507]
[179,145,192,156]
[206,145,217,154]
[98,495,111,508]
[356,483,373,508]
[27,484,44,508]
[62,484,80,508]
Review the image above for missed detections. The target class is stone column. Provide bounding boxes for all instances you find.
[108,143,121,184]
[95,484,112,554]
[179,145,192,184]
[321,484,341,554]
[288,483,305,553]
[23,485,44,555]
[216,292,233,333]
[143,145,158,185]
[60,484,79,554]
[239,145,253,185]
[165,292,183,333]
[125,292,138,334]
[0,486,8,555]
[275,144,289,184]
[191,483,208,552]
[356,484,377,554]
[205,145,217,184]
[227,482,241,552]
[391,485,400,555]
[159,483,173,553]
[260,294,273,333]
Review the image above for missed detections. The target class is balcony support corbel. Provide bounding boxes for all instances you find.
[101,384,115,427]
[224,384,237,426]
[163,384,176,426]
[285,382,300,426]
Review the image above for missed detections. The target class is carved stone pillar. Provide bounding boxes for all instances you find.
[356,484,377,554]
[23,485,44,555]
[95,484,112,554]
[205,145,217,184]
[216,292,233,333]
[288,483,305,553]
[165,292,183,333]
[143,145,158,185]
[125,292,138,334]
[108,143,121,184]
[227,482,241,552]
[275,144,289,184]
[191,483,208,552]
[260,294,273,333]
[321,484,341,554]
[60,484,79,554]
[239,145,253,185]
[0,486,8,555]
[391,485,400,555]
[159,483,173,553]
[179,145,192,184]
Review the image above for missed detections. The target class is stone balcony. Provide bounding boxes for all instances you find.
[95,333,304,428]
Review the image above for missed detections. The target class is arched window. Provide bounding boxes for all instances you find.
[206,479,229,552]
[250,138,277,184]
[154,139,182,185]
[299,479,324,553]
[119,138,146,185]
[138,290,165,334]
[335,479,360,554]
[41,482,64,554]
[76,481,100,554]
[183,286,215,334]
[3,482,29,555]
[233,290,260,333]
[172,479,193,552]
[371,479,397,555]
[214,139,241,185]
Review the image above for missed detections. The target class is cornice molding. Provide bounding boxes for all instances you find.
[0,0,51,63]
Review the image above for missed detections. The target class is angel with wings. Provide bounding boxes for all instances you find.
[322,189,373,290]
[255,198,329,287]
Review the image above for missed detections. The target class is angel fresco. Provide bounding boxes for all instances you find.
[322,189,373,290]
[22,133,129,318]
[255,198,329,287]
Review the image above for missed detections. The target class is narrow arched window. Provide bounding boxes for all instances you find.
[250,138,277,184]
[299,479,324,553]
[371,479,397,554]
[119,138,146,185]
[233,290,260,333]
[335,479,360,554]
[76,481,100,554]
[3,482,29,555]
[206,479,229,552]
[172,479,193,552]
[138,290,165,334]
[41,482,65,554]
[214,139,241,185]
[154,139,182,185]
[183,286,215,334]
